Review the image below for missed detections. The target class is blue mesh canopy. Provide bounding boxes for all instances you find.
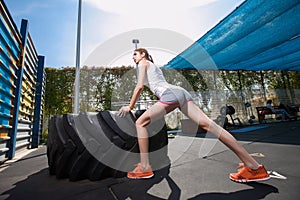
[164,0,300,71]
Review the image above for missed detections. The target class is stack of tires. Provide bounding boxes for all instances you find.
[47,110,168,181]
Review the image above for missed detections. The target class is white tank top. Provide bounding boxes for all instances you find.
[143,61,170,98]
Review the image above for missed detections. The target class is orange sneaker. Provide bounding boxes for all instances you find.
[127,163,154,179]
[230,165,270,183]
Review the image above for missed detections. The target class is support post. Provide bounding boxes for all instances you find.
[32,56,45,148]
[7,19,28,159]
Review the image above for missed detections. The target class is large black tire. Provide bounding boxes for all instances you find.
[47,110,169,181]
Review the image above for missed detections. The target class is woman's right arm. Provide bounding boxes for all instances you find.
[118,61,148,116]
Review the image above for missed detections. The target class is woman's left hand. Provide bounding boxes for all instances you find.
[118,106,131,117]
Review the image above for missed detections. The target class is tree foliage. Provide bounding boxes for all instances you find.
[45,67,75,117]
[45,66,300,116]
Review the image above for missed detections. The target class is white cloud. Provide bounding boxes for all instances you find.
[80,0,245,67]
[84,0,219,15]
[82,0,220,40]
[81,0,211,64]
[83,28,194,67]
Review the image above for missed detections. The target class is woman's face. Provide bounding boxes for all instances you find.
[133,51,144,64]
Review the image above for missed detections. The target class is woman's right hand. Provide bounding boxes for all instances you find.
[118,106,131,117]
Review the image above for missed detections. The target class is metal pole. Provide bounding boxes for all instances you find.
[237,70,246,113]
[132,39,139,79]
[132,39,140,110]
[74,0,82,113]
[260,71,267,102]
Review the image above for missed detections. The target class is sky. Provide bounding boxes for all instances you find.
[5,0,244,68]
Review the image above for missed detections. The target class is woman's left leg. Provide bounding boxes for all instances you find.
[135,102,179,168]
[127,102,178,179]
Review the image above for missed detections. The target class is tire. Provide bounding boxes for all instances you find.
[62,114,85,153]
[100,111,135,145]
[54,116,76,179]
[47,116,63,175]
[47,111,168,181]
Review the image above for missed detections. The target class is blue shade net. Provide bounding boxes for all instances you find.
[164,0,300,71]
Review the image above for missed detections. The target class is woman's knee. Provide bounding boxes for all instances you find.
[135,117,150,128]
[135,118,144,128]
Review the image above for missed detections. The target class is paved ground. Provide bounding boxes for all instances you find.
[0,120,299,200]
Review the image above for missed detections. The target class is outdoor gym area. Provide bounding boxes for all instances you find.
[1,0,300,199]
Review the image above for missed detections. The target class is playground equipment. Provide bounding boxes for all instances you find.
[47,110,169,181]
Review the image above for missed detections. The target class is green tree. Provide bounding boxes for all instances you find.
[44,67,75,117]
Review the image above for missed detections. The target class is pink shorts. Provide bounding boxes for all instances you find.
[159,87,193,105]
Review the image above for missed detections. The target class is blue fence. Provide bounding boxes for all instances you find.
[0,1,46,162]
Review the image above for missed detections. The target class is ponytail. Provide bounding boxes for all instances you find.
[135,48,154,63]
[148,54,154,63]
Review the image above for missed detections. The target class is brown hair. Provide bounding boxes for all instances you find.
[135,48,154,63]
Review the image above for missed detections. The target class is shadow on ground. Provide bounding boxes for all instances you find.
[188,182,278,200]
[110,164,181,199]
[1,163,178,200]
[1,160,279,200]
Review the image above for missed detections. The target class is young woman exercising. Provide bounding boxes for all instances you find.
[118,48,269,182]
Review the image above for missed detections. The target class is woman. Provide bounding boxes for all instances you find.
[118,48,269,182]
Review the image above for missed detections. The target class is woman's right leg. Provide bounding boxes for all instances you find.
[181,101,270,182]
[180,101,260,169]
